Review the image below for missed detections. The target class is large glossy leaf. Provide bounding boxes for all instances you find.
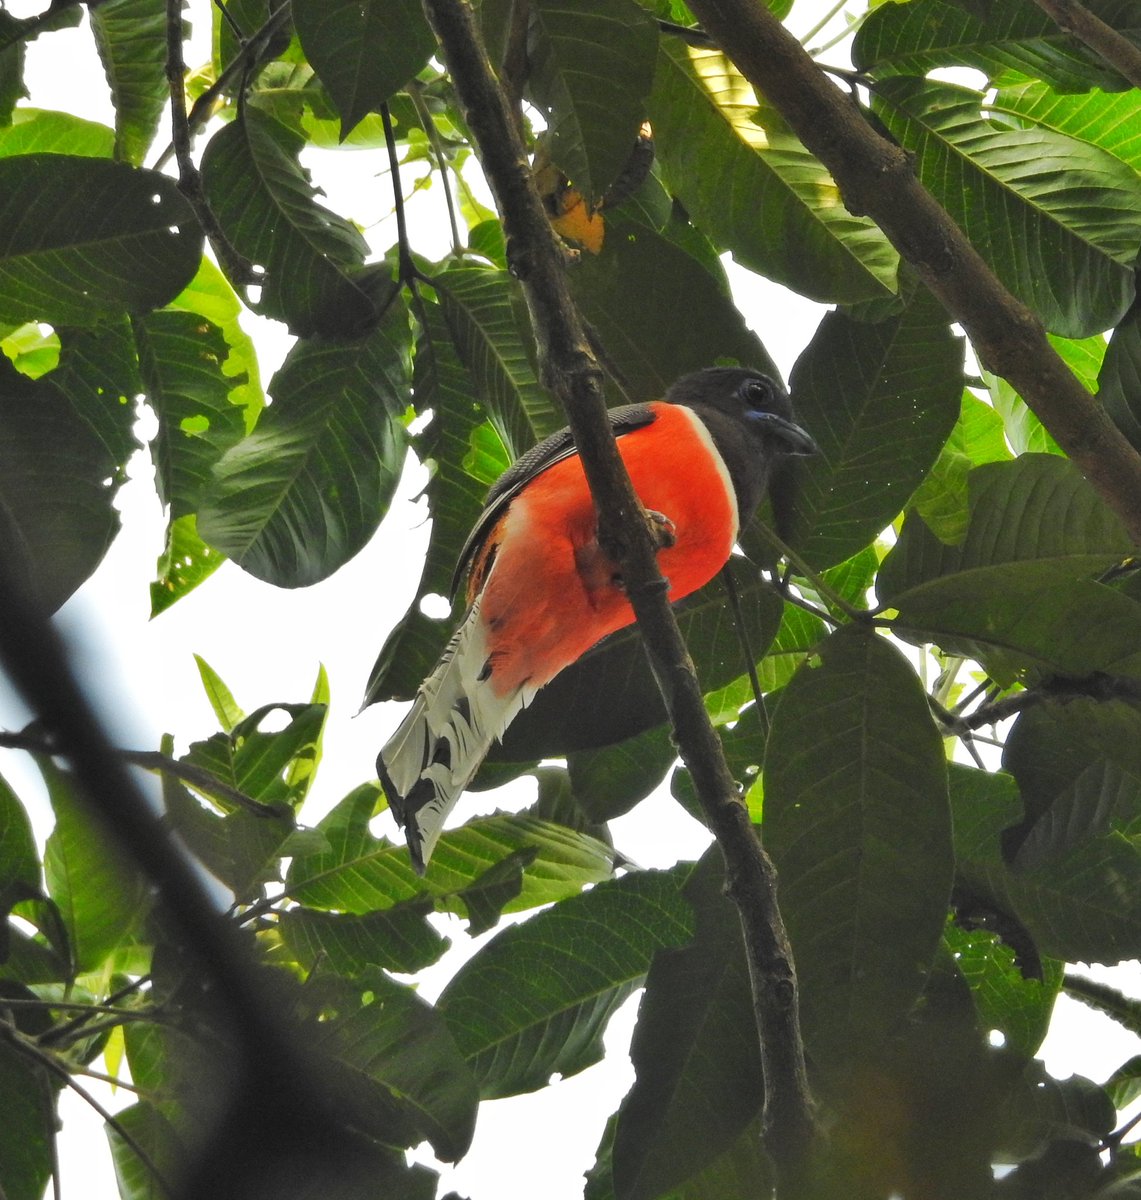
[612,851,762,1200]
[495,559,784,759]
[41,761,144,974]
[568,211,779,399]
[135,310,247,517]
[991,80,1141,172]
[199,108,376,335]
[909,392,1012,544]
[784,285,963,569]
[293,0,434,137]
[871,79,1141,338]
[878,454,1134,602]
[649,42,898,304]
[0,108,114,157]
[528,0,658,205]
[1100,305,1141,451]
[90,0,169,165]
[197,304,410,586]
[435,266,561,454]
[0,357,123,612]
[436,867,694,1097]
[285,784,613,914]
[951,764,1141,964]
[304,970,478,1161]
[765,625,952,1067]
[0,155,202,326]
[854,0,1141,92]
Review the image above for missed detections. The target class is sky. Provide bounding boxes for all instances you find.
[3,3,1140,1198]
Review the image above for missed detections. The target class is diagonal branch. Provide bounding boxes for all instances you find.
[419,0,818,1190]
[1028,0,1141,89]
[685,0,1141,546]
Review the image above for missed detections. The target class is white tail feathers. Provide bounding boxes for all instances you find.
[376,597,534,872]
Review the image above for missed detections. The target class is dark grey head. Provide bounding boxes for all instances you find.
[664,366,817,520]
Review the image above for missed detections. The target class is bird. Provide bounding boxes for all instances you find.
[377,366,817,871]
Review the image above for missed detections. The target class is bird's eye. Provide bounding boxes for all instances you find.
[741,376,772,410]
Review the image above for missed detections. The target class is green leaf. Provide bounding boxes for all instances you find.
[437,867,694,1097]
[879,454,1135,601]
[286,784,614,914]
[106,1102,184,1200]
[293,0,435,137]
[1100,305,1141,452]
[0,357,122,613]
[755,602,827,694]
[568,212,780,401]
[280,898,449,976]
[910,392,1012,544]
[854,0,1141,92]
[41,761,144,974]
[90,0,170,165]
[305,970,478,1161]
[199,108,377,335]
[455,848,537,935]
[649,42,898,304]
[944,921,1063,1061]
[612,852,762,1200]
[496,559,783,759]
[135,310,247,517]
[436,266,561,454]
[198,305,410,586]
[528,0,659,204]
[871,79,1141,338]
[0,773,39,892]
[149,514,225,615]
[0,1041,57,1200]
[194,653,246,732]
[991,80,1141,172]
[0,155,202,326]
[568,724,677,823]
[765,625,952,1067]
[0,108,115,157]
[784,286,963,569]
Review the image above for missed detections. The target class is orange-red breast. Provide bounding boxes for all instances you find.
[377,366,817,870]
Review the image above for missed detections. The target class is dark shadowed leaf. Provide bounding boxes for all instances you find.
[90,0,169,165]
[765,625,952,1067]
[0,773,38,893]
[0,155,202,325]
[437,867,694,1097]
[293,0,435,137]
[0,1040,58,1200]
[0,357,123,612]
[612,851,762,1200]
[568,725,676,823]
[649,42,897,304]
[198,304,410,585]
[286,784,613,915]
[105,1102,185,1200]
[528,0,658,205]
[854,0,1141,92]
[304,969,479,1161]
[785,286,963,568]
[199,108,377,335]
[871,79,1141,338]
[1100,305,1141,452]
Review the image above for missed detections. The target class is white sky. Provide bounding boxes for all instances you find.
[3,5,1140,1198]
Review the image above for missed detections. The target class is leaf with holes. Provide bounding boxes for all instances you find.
[437,867,694,1097]
[871,79,1141,338]
[649,42,898,304]
[0,155,201,326]
[765,625,952,1068]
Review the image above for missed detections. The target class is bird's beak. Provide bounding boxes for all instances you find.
[751,411,819,456]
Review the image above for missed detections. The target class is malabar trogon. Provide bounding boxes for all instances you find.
[377,366,817,871]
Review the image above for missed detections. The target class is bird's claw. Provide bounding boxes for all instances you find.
[646,509,676,550]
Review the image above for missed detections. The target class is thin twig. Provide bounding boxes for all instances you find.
[721,563,770,741]
[1028,0,1141,89]
[407,82,464,257]
[163,0,258,286]
[381,103,422,285]
[420,0,819,1188]
[657,18,716,47]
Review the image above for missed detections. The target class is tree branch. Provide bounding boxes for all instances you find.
[685,0,1141,546]
[1028,0,1141,90]
[420,0,818,1188]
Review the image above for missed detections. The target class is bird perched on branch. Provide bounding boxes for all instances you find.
[377,366,817,871]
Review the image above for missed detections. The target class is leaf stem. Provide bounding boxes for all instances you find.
[407,82,464,258]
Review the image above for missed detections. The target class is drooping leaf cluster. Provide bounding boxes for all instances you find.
[1,0,1140,1197]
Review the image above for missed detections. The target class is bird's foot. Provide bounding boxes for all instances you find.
[645,509,676,550]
